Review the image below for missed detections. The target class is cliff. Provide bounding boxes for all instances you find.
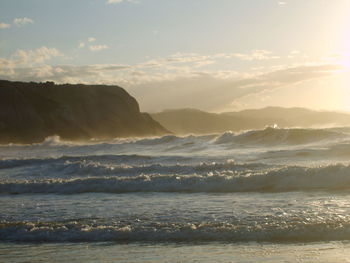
[0,80,168,144]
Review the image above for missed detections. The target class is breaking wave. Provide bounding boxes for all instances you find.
[0,154,189,169]
[2,217,350,243]
[0,156,268,180]
[1,127,348,151]
[214,127,348,146]
[1,164,350,194]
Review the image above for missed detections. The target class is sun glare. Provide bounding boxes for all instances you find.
[339,2,350,69]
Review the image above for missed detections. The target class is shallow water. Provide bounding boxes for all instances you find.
[2,242,350,263]
[2,127,350,262]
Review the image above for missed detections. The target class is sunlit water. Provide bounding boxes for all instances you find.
[2,127,350,262]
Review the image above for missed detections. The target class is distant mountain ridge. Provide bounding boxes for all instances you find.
[151,107,350,135]
[0,80,168,144]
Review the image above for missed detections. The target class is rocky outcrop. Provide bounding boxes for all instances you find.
[0,80,168,144]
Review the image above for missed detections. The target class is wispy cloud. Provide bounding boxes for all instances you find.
[14,47,62,65]
[106,0,139,4]
[89,45,109,51]
[0,46,63,70]
[13,17,34,27]
[129,64,340,111]
[0,22,10,29]
[78,38,108,51]
[107,0,123,3]
[0,49,343,112]
[230,50,279,61]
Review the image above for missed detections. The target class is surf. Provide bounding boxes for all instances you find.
[1,163,350,194]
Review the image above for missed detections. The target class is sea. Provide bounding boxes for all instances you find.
[2,126,350,262]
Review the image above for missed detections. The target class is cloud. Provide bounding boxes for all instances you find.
[225,50,280,61]
[13,17,34,27]
[89,45,109,51]
[0,49,342,112]
[0,23,10,29]
[0,59,338,112]
[13,47,62,65]
[107,0,123,3]
[78,37,95,49]
[78,38,108,51]
[129,64,340,111]
[0,47,63,75]
[136,51,279,70]
[106,0,139,4]
[0,63,131,85]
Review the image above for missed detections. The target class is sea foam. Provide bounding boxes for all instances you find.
[2,218,350,243]
[1,164,350,194]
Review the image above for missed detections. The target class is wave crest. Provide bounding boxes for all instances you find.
[2,218,350,243]
[1,164,350,194]
[214,127,347,146]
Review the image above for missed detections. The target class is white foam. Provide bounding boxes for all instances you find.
[1,164,350,194]
[2,218,350,242]
[214,127,347,146]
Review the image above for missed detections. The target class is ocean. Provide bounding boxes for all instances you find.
[2,126,350,262]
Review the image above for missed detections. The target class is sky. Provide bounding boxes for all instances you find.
[0,0,349,113]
